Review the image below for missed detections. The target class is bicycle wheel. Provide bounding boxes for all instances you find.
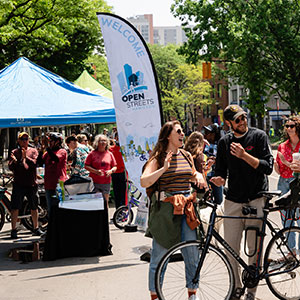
[21,198,48,231]
[264,226,300,300]
[113,205,134,229]
[0,204,5,231]
[155,240,234,300]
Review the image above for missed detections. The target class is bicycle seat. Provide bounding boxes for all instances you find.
[257,190,282,198]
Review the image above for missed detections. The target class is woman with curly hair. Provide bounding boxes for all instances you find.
[275,115,300,254]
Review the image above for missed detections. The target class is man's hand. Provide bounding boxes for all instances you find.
[230,142,245,159]
[21,147,26,159]
[210,176,225,187]
[10,153,17,162]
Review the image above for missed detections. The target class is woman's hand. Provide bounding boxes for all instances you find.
[193,171,207,189]
[278,152,292,168]
[96,169,104,176]
[163,151,173,171]
[291,161,300,173]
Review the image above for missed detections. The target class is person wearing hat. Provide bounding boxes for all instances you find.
[8,132,44,239]
[210,105,274,300]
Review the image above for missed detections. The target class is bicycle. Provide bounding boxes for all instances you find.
[112,180,142,229]
[0,173,48,233]
[155,189,300,300]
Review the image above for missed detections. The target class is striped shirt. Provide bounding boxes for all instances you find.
[160,151,193,193]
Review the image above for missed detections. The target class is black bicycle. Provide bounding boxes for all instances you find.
[0,174,48,232]
[155,189,300,300]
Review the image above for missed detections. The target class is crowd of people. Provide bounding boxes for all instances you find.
[7,107,300,300]
[141,105,300,300]
[8,128,126,239]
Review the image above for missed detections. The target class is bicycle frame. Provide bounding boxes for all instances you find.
[193,198,300,285]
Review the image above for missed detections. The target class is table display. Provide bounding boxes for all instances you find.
[43,202,112,261]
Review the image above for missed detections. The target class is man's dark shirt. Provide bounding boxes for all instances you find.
[215,127,274,203]
[8,147,38,187]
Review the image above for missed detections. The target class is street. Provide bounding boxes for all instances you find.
[0,151,284,300]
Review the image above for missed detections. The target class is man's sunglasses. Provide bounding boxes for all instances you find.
[285,124,295,129]
[234,115,247,124]
[20,137,29,141]
[176,129,184,135]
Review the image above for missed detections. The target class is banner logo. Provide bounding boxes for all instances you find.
[118,63,154,110]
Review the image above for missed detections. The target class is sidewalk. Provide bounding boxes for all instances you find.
[0,208,279,300]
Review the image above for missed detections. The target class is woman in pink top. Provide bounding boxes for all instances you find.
[274,115,300,253]
[85,134,117,206]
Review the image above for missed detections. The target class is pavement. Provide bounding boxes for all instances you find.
[0,208,280,300]
[0,152,281,300]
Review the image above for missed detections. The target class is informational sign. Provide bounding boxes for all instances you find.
[97,13,163,194]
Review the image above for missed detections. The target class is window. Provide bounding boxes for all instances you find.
[232,89,237,103]
[211,85,215,99]
[217,84,222,98]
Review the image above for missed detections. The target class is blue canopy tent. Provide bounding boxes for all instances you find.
[0,57,115,128]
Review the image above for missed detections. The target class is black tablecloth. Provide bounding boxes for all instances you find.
[43,205,112,261]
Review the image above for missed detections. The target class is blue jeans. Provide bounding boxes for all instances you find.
[148,216,198,292]
[277,176,300,250]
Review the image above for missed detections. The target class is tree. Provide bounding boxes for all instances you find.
[0,0,112,81]
[85,54,111,89]
[148,44,213,124]
[172,0,300,114]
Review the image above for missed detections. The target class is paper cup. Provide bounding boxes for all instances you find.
[292,153,300,162]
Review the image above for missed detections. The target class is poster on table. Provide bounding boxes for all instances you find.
[97,13,163,230]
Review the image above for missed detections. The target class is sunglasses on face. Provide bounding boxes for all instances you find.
[20,137,29,141]
[176,128,184,135]
[234,115,247,124]
[285,124,295,129]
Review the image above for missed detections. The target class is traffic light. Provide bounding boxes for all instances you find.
[202,62,212,79]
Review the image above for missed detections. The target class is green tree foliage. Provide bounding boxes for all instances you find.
[85,54,111,89]
[148,44,212,123]
[0,0,111,81]
[172,0,300,113]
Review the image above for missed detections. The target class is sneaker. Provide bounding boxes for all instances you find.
[245,292,255,300]
[10,229,18,239]
[32,228,45,237]
[188,294,199,300]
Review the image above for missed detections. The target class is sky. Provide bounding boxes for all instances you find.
[106,0,182,27]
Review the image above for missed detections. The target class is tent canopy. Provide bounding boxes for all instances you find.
[74,70,113,99]
[0,57,115,128]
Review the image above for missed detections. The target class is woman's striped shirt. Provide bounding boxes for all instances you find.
[160,151,193,193]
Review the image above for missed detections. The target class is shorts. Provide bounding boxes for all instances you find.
[11,184,39,210]
[94,183,111,195]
